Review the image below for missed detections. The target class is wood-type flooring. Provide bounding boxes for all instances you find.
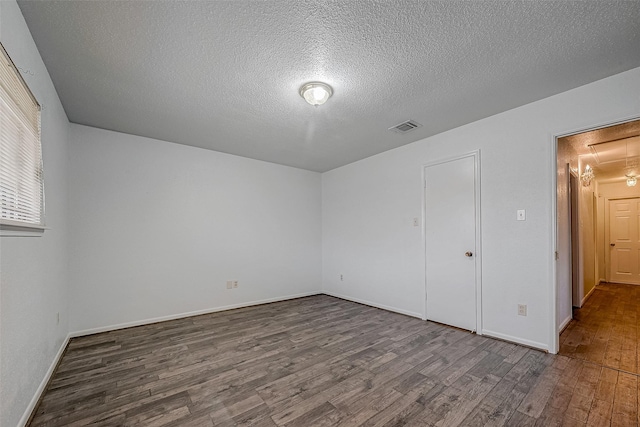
[29,294,639,426]
[560,282,640,375]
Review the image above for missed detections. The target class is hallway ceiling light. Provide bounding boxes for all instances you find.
[299,82,333,106]
[581,164,595,187]
[627,175,637,187]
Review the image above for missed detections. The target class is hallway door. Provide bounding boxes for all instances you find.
[425,152,480,332]
[609,198,640,285]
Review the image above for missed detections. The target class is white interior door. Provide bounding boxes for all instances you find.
[425,154,478,331]
[609,198,640,285]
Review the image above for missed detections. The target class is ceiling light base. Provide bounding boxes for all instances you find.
[299,82,333,106]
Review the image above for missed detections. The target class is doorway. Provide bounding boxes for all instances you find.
[424,151,481,332]
[607,197,640,285]
[555,117,640,353]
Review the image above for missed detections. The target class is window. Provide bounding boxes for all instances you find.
[0,42,44,229]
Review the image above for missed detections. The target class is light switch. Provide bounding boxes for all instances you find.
[517,209,526,221]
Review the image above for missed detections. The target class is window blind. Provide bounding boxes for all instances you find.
[0,42,44,227]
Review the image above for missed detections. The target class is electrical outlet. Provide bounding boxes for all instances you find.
[340,274,343,281]
[233,281,238,288]
[518,304,527,316]
[226,281,233,289]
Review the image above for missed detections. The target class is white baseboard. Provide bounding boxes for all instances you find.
[481,329,548,352]
[581,285,597,306]
[558,315,572,333]
[322,291,423,319]
[18,333,70,427]
[70,291,322,338]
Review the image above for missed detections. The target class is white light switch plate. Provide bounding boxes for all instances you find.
[517,209,526,221]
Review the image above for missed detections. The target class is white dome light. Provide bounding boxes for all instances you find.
[627,175,637,187]
[300,82,333,106]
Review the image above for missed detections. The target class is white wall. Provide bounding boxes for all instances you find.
[0,2,70,426]
[322,67,640,351]
[596,191,606,284]
[599,180,640,199]
[68,125,322,334]
[578,159,597,304]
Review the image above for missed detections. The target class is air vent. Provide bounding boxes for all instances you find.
[388,120,422,133]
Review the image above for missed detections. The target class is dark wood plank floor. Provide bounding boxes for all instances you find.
[560,283,640,375]
[29,294,638,426]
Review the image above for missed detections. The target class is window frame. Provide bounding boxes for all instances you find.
[0,42,45,235]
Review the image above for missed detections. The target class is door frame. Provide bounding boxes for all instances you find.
[569,168,582,307]
[605,196,640,284]
[551,114,640,354]
[422,150,482,334]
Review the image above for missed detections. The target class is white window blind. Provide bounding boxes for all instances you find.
[0,42,44,228]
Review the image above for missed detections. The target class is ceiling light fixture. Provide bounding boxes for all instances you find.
[299,82,333,106]
[581,164,595,187]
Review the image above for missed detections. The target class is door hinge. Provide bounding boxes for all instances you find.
[555,251,559,260]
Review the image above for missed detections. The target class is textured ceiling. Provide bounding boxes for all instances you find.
[17,1,640,172]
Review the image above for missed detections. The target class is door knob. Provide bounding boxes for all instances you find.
[465,251,473,257]
[610,243,616,247]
